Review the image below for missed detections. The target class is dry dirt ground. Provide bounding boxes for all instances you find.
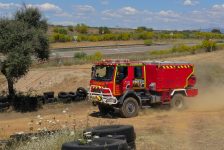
[1,50,224,150]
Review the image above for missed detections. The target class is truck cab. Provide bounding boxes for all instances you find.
[89,59,198,118]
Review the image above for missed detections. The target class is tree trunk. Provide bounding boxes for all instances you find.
[7,78,15,98]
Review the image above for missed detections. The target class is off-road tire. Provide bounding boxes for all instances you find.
[84,125,136,144]
[62,138,128,150]
[120,97,139,118]
[171,93,185,110]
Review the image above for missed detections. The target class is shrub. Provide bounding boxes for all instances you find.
[74,52,87,59]
[201,40,216,52]
[51,33,72,42]
[53,27,68,34]
[144,40,153,46]
[92,51,103,61]
[149,49,172,55]
[171,44,191,53]
[99,27,111,34]
[68,25,74,32]
[75,24,88,34]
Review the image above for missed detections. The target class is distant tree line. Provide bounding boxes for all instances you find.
[49,25,224,43]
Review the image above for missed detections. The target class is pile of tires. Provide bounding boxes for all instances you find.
[62,125,136,150]
[0,102,10,112]
[58,87,87,103]
[43,91,55,104]
[0,97,10,112]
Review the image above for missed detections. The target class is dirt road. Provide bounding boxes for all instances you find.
[1,50,224,149]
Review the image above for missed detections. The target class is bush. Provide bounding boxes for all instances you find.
[171,44,191,53]
[149,49,172,55]
[144,40,153,46]
[83,51,103,61]
[99,27,111,34]
[68,26,74,32]
[51,33,72,42]
[74,52,87,59]
[53,27,68,34]
[91,51,103,61]
[75,24,88,34]
[201,40,216,52]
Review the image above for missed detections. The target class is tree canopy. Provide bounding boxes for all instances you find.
[0,6,49,97]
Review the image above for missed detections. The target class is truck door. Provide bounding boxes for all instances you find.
[114,66,128,96]
[133,66,145,89]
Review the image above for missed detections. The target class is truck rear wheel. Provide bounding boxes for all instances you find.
[171,94,185,110]
[120,97,139,118]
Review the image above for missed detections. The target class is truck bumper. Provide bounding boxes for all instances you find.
[88,85,118,105]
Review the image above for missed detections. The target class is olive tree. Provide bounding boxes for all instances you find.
[0,7,49,98]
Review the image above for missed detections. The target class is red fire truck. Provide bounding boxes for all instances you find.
[89,59,198,118]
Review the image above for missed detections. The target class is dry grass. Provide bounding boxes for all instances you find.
[1,48,224,150]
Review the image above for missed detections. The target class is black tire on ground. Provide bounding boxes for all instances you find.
[98,104,114,115]
[84,125,136,144]
[43,92,55,104]
[76,87,88,97]
[170,93,185,110]
[120,97,139,118]
[0,102,10,111]
[102,135,136,149]
[58,92,71,103]
[62,138,128,150]
[68,92,76,101]
[58,92,69,99]
[43,92,54,99]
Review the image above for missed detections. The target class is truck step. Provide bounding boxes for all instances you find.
[141,106,152,109]
[141,98,150,101]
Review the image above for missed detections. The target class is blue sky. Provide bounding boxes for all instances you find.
[0,0,224,30]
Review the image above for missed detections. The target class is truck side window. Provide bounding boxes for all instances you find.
[116,66,128,82]
[134,66,143,79]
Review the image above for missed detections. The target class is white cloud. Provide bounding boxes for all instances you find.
[0,2,20,9]
[183,0,198,6]
[212,4,224,10]
[102,6,138,19]
[102,10,121,18]
[120,7,138,15]
[159,10,180,18]
[27,3,62,12]
[73,5,95,13]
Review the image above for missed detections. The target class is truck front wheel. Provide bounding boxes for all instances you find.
[120,97,139,118]
[171,94,185,110]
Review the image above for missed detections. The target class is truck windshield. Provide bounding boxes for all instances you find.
[92,65,114,81]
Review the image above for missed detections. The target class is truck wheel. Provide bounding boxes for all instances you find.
[171,94,185,110]
[120,97,139,118]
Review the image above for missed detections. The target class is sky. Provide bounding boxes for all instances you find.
[0,0,224,30]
